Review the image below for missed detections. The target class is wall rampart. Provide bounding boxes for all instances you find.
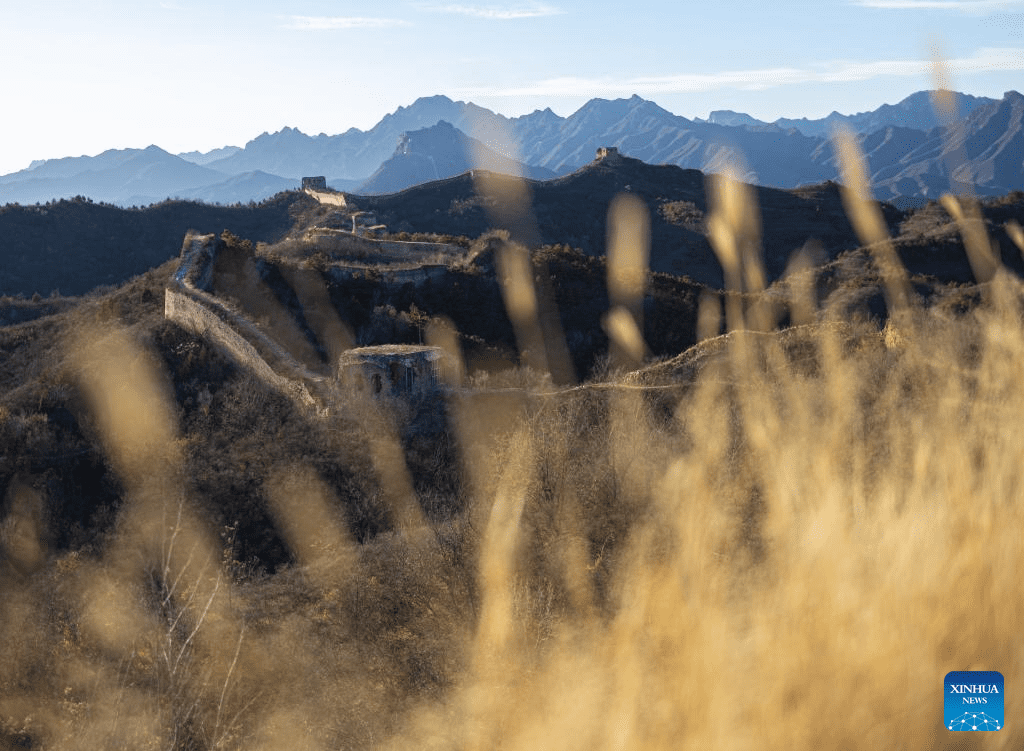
[164,231,465,425]
[326,263,448,288]
[165,234,324,409]
[303,227,462,264]
[174,233,217,291]
[371,240,460,258]
[304,188,347,207]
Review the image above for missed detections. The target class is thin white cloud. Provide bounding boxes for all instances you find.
[853,0,1021,10]
[424,3,564,19]
[284,16,411,30]
[983,11,1024,35]
[458,47,1024,98]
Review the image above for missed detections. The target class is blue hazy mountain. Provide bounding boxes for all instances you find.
[1,91,1022,206]
[203,96,510,181]
[177,145,243,165]
[861,90,1024,201]
[773,90,996,137]
[167,171,300,205]
[504,90,1023,199]
[697,90,996,137]
[0,146,228,206]
[357,121,555,195]
[697,110,767,128]
[508,94,830,186]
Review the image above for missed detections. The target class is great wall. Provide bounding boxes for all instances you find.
[164,233,327,409]
[163,184,466,428]
[163,180,701,438]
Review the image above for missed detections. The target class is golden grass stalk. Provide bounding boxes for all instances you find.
[696,289,723,341]
[1006,220,1024,256]
[831,126,912,312]
[606,193,650,321]
[494,237,550,375]
[279,265,355,364]
[939,192,1000,284]
[601,306,647,367]
[606,193,651,368]
[264,464,356,578]
[466,117,573,383]
[705,166,775,331]
[425,316,466,388]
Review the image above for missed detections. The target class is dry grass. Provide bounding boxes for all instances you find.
[1,112,1022,751]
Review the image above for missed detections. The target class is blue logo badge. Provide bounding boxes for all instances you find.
[945,671,1004,731]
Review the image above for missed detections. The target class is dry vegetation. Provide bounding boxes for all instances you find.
[2,118,1023,751]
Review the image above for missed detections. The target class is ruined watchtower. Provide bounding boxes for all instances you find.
[596,146,621,161]
[338,345,453,433]
[302,176,328,191]
[338,345,452,398]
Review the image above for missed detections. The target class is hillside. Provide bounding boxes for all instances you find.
[5,187,1019,562]
[5,155,1023,304]
[2,156,1024,748]
[351,152,902,289]
[0,192,317,297]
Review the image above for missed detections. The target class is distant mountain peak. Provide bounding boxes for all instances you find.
[412,94,456,106]
[705,110,765,127]
[359,120,553,195]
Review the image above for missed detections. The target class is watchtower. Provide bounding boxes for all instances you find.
[338,345,453,433]
[338,345,452,397]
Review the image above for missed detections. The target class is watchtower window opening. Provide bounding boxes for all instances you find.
[372,373,383,394]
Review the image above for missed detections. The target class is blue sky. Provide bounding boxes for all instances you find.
[1,0,1023,175]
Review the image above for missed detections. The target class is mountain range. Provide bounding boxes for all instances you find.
[697,90,995,136]
[1,90,1022,207]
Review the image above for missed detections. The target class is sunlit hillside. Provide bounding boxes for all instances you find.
[2,102,1023,751]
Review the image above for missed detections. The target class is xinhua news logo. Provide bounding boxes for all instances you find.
[945,671,1004,731]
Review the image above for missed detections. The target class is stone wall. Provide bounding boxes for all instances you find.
[326,263,448,288]
[165,234,322,409]
[303,227,461,264]
[174,233,217,292]
[304,188,347,207]
[370,240,460,258]
[164,231,459,427]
